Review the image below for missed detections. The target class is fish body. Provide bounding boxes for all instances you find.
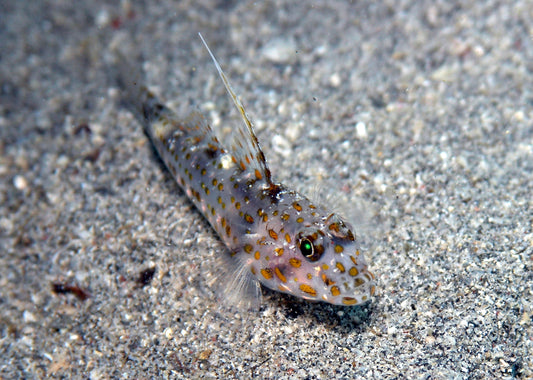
[115,35,375,308]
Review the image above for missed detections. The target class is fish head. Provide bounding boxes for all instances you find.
[273,212,376,306]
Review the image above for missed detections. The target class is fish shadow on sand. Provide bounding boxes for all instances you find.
[264,288,377,334]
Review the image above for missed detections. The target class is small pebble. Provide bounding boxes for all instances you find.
[95,9,110,28]
[262,38,297,64]
[329,73,341,87]
[13,175,28,190]
[355,121,368,139]
[271,134,292,158]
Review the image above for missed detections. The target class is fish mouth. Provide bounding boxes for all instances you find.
[340,268,376,305]
[318,264,376,306]
[354,268,375,288]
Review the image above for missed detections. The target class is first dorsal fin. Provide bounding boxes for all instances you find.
[199,33,273,186]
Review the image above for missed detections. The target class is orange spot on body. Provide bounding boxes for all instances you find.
[321,274,335,286]
[268,229,278,240]
[289,258,301,268]
[299,284,317,297]
[261,268,273,280]
[274,267,287,283]
[342,297,358,305]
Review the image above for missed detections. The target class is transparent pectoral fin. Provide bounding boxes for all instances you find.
[210,248,262,312]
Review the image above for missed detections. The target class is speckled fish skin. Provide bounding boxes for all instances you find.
[116,35,376,307]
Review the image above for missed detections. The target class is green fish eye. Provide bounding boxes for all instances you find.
[299,238,316,261]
